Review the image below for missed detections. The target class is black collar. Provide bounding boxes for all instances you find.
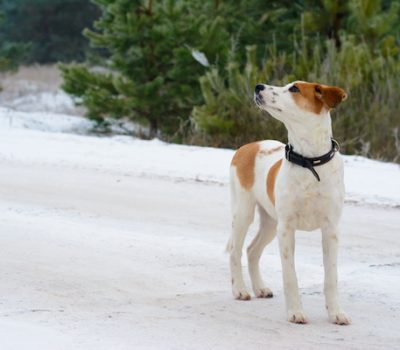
[285,139,339,182]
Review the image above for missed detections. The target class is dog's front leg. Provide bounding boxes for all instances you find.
[321,226,351,325]
[278,223,307,324]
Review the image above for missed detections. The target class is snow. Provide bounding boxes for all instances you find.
[343,156,400,207]
[1,106,399,208]
[0,97,400,349]
[0,106,93,134]
[1,162,399,349]
[0,320,75,350]
[5,90,76,114]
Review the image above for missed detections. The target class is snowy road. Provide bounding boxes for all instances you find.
[1,156,399,349]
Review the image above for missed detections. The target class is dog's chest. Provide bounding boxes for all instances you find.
[289,189,341,230]
[276,162,344,231]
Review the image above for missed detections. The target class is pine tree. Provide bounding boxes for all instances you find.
[302,0,349,48]
[60,0,229,138]
[0,0,100,63]
[0,37,27,73]
[347,0,400,54]
[0,1,27,72]
[191,0,400,160]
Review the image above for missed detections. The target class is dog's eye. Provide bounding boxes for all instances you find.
[288,85,300,93]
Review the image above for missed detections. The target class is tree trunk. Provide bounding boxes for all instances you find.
[149,119,158,139]
[332,12,344,49]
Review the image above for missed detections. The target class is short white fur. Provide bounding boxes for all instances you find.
[227,81,350,325]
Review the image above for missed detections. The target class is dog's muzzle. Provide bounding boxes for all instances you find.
[254,84,265,106]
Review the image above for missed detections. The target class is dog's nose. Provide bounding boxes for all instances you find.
[255,84,265,94]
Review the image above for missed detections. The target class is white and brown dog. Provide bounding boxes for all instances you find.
[227,81,350,325]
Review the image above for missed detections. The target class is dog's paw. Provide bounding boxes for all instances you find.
[233,287,251,301]
[254,287,273,298]
[287,310,308,324]
[329,311,351,325]
[234,290,251,301]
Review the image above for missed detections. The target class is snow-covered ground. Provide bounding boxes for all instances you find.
[1,106,399,208]
[1,84,400,349]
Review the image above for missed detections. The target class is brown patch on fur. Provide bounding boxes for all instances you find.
[259,145,284,156]
[292,82,347,114]
[266,159,282,205]
[292,82,324,114]
[231,142,260,190]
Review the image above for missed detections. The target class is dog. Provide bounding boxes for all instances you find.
[227,81,350,325]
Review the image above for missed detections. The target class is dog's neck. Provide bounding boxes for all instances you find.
[285,113,333,158]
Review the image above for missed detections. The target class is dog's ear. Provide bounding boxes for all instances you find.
[315,85,347,109]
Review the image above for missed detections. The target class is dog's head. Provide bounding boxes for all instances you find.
[254,81,347,124]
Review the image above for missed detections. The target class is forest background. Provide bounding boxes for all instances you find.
[1,0,399,161]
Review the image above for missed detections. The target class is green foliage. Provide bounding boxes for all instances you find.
[59,0,400,161]
[0,4,28,76]
[207,1,305,60]
[191,0,400,161]
[61,0,230,137]
[0,41,28,72]
[191,46,286,148]
[60,64,128,123]
[192,33,400,160]
[61,0,307,138]
[0,0,100,63]
[0,1,27,74]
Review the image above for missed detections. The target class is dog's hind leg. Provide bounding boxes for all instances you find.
[247,205,276,298]
[228,181,256,300]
